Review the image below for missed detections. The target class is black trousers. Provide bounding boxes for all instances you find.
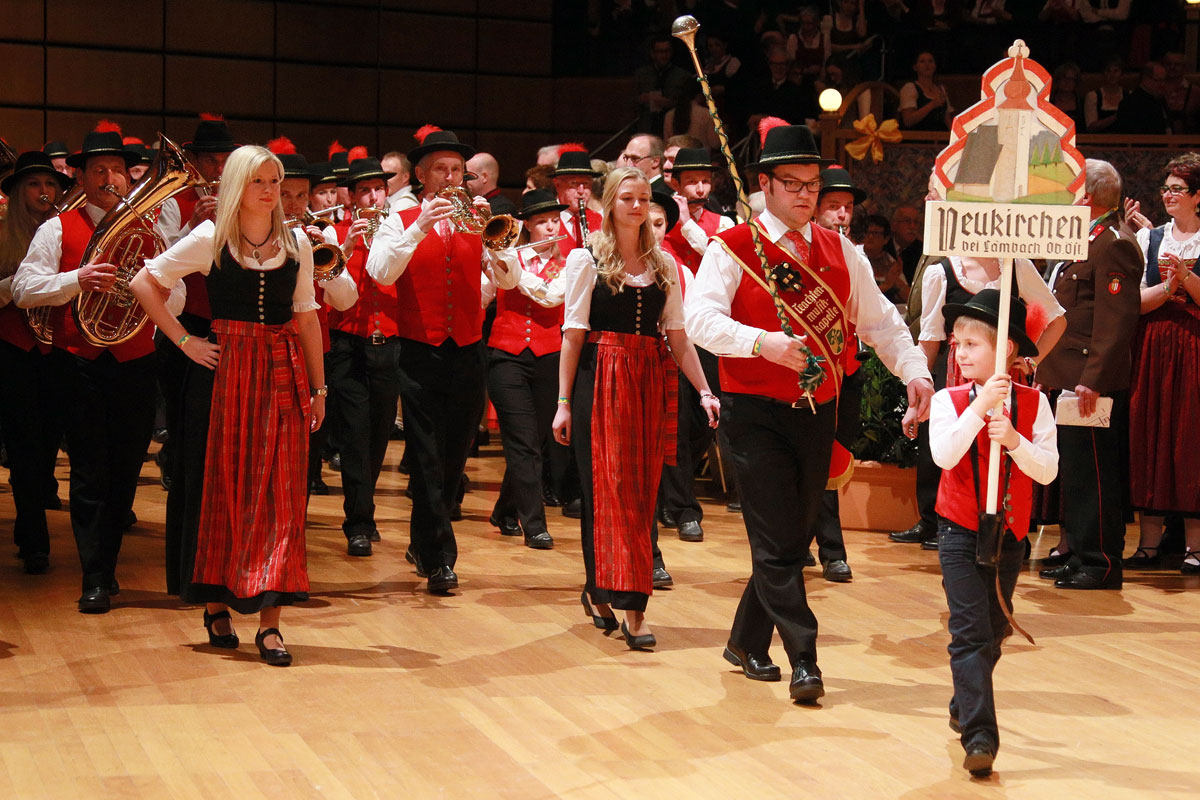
[658,373,712,525]
[487,347,558,535]
[1061,391,1130,581]
[937,518,1024,753]
[0,341,64,558]
[809,371,865,562]
[398,338,486,570]
[326,331,401,540]
[725,393,836,665]
[914,346,949,531]
[63,351,156,591]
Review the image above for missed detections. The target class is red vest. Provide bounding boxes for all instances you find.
[330,217,400,339]
[716,221,858,405]
[666,207,724,274]
[488,250,564,356]
[314,284,331,353]
[935,382,1040,541]
[557,208,603,258]
[52,209,154,361]
[0,295,48,353]
[393,207,484,346]
[168,190,211,318]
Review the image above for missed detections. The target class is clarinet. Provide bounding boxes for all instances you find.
[577,198,590,248]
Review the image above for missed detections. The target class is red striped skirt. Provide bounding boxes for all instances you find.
[588,331,677,595]
[193,319,312,602]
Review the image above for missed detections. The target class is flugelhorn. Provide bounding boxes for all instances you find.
[436,185,519,251]
[352,205,388,248]
[287,212,346,282]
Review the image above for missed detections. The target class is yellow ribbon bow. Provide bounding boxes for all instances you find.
[845,114,903,163]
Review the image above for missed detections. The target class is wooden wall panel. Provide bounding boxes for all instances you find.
[0,0,45,41]
[45,111,163,145]
[276,3,378,66]
[476,77,553,131]
[46,48,163,113]
[0,108,47,152]
[286,123,384,164]
[165,56,274,118]
[276,64,378,124]
[379,71,476,129]
[478,19,552,76]
[381,0,477,13]
[379,12,476,72]
[496,0,553,21]
[164,0,275,58]
[553,78,637,133]
[0,44,44,106]
[474,130,552,182]
[47,0,163,49]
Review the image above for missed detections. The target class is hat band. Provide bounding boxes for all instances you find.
[760,151,822,163]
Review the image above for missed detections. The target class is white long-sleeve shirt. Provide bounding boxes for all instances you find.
[682,209,931,385]
[679,209,734,256]
[929,386,1058,486]
[12,203,107,308]
[919,256,1064,343]
[481,249,569,310]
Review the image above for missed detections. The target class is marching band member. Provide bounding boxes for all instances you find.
[485,188,568,550]
[327,155,399,556]
[328,142,352,222]
[42,140,72,178]
[552,167,719,649]
[553,147,603,257]
[664,147,734,276]
[131,145,325,666]
[381,151,418,212]
[123,137,152,183]
[13,129,158,613]
[684,122,932,701]
[0,151,70,574]
[366,125,524,594]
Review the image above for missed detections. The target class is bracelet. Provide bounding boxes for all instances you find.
[557,396,570,405]
[177,334,191,348]
[701,392,718,401]
[311,385,328,397]
[751,331,766,356]
[1164,281,1173,296]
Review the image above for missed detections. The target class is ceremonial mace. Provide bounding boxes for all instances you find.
[672,15,826,408]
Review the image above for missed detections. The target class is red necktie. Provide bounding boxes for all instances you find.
[784,230,810,264]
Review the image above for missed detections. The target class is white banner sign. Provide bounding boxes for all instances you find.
[924,200,1090,260]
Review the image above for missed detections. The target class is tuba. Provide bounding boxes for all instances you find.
[436,186,519,251]
[72,134,205,347]
[287,210,346,282]
[53,184,87,215]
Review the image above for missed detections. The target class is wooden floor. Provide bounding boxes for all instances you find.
[1,440,1198,800]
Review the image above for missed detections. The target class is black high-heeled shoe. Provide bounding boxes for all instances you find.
[255,628,292,666]
[581,591,619,632]
[1125,546,1161,569]
[620,620,656,651]
[203,609,239,649]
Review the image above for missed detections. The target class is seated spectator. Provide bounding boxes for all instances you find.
[969,0,1012,23]
[1084,56,1127,133]
[633,34,691,135]
[784,6,829,81]
[914,0,965,30]
[899,51,954,131]
[1049,62,1086,133]
[1162,51,1200,135]
[702,30,742,100]
[1113,62,1169,135]
[862,215,910,304]
[745,47,819,132]
[892,204,925,285]
[1038,0,1085,23]
[822,0,877,82]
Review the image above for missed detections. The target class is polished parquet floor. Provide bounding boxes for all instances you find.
[1,439,1198,800]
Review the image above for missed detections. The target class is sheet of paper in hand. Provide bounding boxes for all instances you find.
[1054,391,1113,428]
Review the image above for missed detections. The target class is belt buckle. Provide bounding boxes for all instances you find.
[369,332,386,345]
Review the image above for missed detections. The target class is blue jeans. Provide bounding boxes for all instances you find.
[938,517,1024,752]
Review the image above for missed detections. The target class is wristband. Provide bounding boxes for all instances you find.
[1164,281,1172,296]
[701,392,718,401]
[557,396,570,405]
[752,331,766,356]
[177,334,191,348]
[311,386,328,397]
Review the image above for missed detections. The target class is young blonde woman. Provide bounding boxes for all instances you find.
[131,145,325,666]
[553,167,718,650]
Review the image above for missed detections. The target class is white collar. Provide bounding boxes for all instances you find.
[757,207,810,244]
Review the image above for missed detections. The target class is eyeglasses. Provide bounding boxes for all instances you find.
[620,153,652,164]
[1159,185,1193,196]
[770,175,823,194]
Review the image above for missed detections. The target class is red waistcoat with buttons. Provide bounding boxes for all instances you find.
[667,207,724,275]
[488,250,564,356]
[715,220,858,406]
[51,208,155,361]
[935,382,1040,541]
[329,217,400,339]
[557,208,603,259]
[172,190,211,318]
[393,206,484,346]
[0,300,46,353]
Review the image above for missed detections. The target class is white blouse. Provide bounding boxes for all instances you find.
[1135,221,1200,288]
[561,248,685,332]
[919,256,1064,343]
[145,220,319,313]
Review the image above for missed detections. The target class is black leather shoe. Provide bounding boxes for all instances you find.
[677,520,703,542]
[109,578,120,595]
[726,500,742,513]
[203,609,239,649]
[44,494,62,511]
[347,535,372,557]
[889,522,934,544]
[788,658,825,703]
[1055,571,1122,590]
[449,502,463,521]
[255,628,292,666]
[524,530,554,550]
[308,477,330,495]
[1038,563,1075,580]
[152,426,169,444]
[122,510,137,530]
[657,508,677,529]
[723,643,782,681]
[803,549,817,567]
[1040,547,1072,567]
[1124,546,1160,569]
[78,587,111,614]
[822,559,853,582]
[920,536,940,550]
[23,553,49,575]
[368,528,381,543]
[542,487,562,507]
[652,566,673,588]
[962,740,995,777]
[405,546,428,578]
[427,566,459,594]
[620,620,656,650]
[581,591,619,632]
[328,452,342,471]
[489,515,522,537]
[562,498,582,519]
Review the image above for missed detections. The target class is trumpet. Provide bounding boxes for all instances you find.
[302,206,340,230]
[196,178,219,198]
[436,185,519,251]
[286,213,346,282]
[353,205,388,248]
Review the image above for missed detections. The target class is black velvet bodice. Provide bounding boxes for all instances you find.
[587,277,666,337]
[205,246,299,325]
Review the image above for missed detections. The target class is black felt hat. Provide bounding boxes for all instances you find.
[183,118,237,153]
[943,289,1038,358]
[516,188,567,219]
[42,141,70,159]
[818,165,866,203]
[308,161,338,185]
[749,123,831,171]
[2,150,73,196]
[123,141,153,166]
[650,190,680,233]
[338,157,395,188]
[554,150,600,177]
[277,153,320,184]
[669,147,716,174]
[408,127,475,166]
[65,131,141,169]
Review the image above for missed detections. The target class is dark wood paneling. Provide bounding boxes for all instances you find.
[0,108,47,153]
[0,43,44,106]
[46,111,163,146]
[381,0,477,13]
[476,76,553,131]
[277,3,378,66]
[553,78,638,133]
[478,19,551,76]
[0,0,45,41]
[473,130,551,188]
[165,56,274,118]
[283,123,381,166]
[276,64,378,124]
[47,0,163,49]
[165,0,275,57]
[379,70,476,129]
[496,0,553,21]
[47,48,163,113]
[379,12,476,71]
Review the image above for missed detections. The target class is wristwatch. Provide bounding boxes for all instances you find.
[312,385,328,397]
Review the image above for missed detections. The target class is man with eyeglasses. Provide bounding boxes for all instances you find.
[684,121,932,704]
[619,134,667,194]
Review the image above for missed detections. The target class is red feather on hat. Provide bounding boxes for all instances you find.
[558,142,587,156]
[1024,301,1049,344]
[414,125,442,144]
[199,112,224,122]
[94,119,122,135]
[122,136,144,146]
[757,116,790,147]
[347,145,369,162]
[266,136,297,155]
[328,140,347,158]
[830,163,844,170]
